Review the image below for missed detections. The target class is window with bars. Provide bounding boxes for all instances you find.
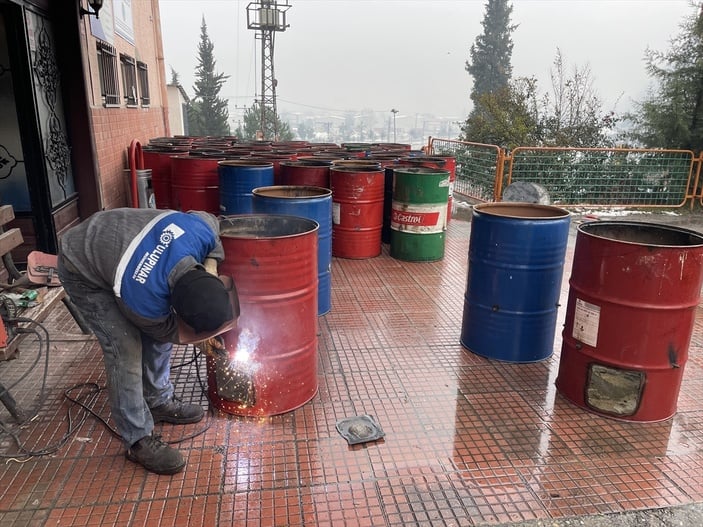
[137,61,150,107]
[120,54,138,106]
[96,41,120,106]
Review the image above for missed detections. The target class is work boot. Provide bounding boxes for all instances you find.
[150,397,204,424]
[125,435,186,475]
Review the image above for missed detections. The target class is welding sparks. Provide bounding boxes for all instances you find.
[233,349,251,363]
[229,327,260,368]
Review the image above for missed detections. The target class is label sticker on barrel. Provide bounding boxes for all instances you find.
[573,298,600,347]
[391,202,446,233]
[332,202,341,225]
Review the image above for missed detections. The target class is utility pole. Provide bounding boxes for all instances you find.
[247,1,291,140]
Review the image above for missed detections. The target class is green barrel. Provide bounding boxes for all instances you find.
[390,167,450,261]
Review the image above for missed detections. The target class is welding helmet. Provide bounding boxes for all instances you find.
[172,267,234,333]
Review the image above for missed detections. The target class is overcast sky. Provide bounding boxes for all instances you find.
[158,0,696,128]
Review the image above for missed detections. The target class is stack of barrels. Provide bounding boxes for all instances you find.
[139,137,453,419]
[140,137,455,267]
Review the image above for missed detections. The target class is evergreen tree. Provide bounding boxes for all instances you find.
[169,66,180,86]
[296,121,315,141]
[463,0,518,145]
[461,77,541,149]
[466,0,516,101]
[188,17,230,137]
[626,4,703,153]
[237,102,293,141]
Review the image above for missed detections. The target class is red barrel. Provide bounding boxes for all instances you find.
[377,143,412,152]
[280,160,332,188]
[436,155,456,224]
[332,159,382,170]
[313,150,353,161]
[272,140,309,150]
[330,165,384,259]
[211,215,319,417]
[170,155,222,214]
[556,221,703,422]
[142,148,187,209]
[246,153,297,185]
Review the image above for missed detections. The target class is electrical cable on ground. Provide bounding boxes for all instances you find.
[0,319,216,462]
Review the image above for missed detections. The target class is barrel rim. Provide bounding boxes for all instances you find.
[219,213,320,239]
[280,159,333,167]
[329,165,384,173]
[252,185,333,198]
[577,220,703,247]
[392,167,451,175]
[170,154,225,161]
[218,160,274,167]
[331,160,383,166]
[474,202,570,219]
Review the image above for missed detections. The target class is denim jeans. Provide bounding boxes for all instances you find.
[58,256,174,447]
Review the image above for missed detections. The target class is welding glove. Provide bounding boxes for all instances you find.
[203,257,218,277]
[196,335,226,357]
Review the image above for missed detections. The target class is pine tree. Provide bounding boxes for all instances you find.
[188,17,230,137]
[462,0,615,148]
[465,0,516,101]
[462,0,517,144]
[626,4,703,153]
[237,102,293,141]
[460,77,541,149]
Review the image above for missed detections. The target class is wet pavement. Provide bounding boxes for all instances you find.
[1,203,703,526]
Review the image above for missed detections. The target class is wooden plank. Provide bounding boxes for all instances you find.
[0,205,15,227]
[0,228,24,256]
[0,286,66,361]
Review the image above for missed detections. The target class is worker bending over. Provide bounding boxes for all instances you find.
[58,208,237,475]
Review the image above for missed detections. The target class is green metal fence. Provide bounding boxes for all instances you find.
[429,138,699,209]
[429,138,503,203]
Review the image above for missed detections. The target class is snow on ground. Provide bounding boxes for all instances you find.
[568,207,681,217]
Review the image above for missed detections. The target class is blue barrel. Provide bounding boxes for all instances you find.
[218,160,274,214]
[252,186,332,315]
[460,203,571,362]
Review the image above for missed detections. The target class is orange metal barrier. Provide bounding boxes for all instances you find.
[428,137,700,209]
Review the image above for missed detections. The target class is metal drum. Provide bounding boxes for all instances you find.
[382,164,398,244]
[252,186,333,316]
[247,153,297,185]
[460,203,571,362]
[123,169,154,209]
[390,167,450,262]
[436,155,456,224]
[218,160,274,214]
[170,155,222,214]
[330,165,385,259]
[332,160,382,169]
[556,221,703,422]
[380,161,405,244]
[279,159,332,188]
[142,148,186,208]
[211,215,319,417]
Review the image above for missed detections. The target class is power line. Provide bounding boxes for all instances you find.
[277,97,443,118]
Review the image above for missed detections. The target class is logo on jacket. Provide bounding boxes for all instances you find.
[160,223,185,244]
[133,223,186,284]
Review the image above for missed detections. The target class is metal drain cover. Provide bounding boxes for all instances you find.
[336,415,385,445]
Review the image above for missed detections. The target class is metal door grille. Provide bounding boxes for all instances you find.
[96,41,119,106]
